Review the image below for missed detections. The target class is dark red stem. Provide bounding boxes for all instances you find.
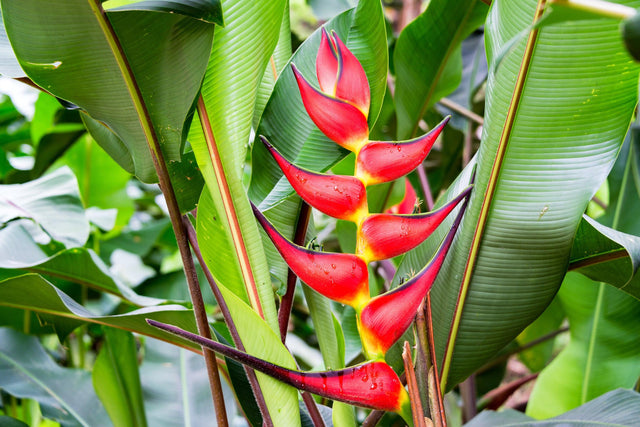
[278,201,311,342]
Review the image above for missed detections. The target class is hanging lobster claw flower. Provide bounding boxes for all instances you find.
[252,203,370,308]
[356,117,449,186]
[292,64,369,153]
[386,179,418,215]
[357,186,472,262]
[260,136,368,223]
[358,197,468,359]
[147,319,413,423]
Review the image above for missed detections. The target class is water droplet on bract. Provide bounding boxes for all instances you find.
[361,375,368,382]
[396,146,402,152]
[370,383,377,390]
[331,264,336,269]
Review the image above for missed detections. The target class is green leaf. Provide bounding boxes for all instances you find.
[62,134,135,228]
[394,0,489,139]
[93,328,148,427]
[0,274,202,351]
[0,244,162,307]
[516,297,565,373]
[253,1,292,130]
[0,327,111,426]
[215,284,301,427]
[195,188,248,302]
[570,215,640,299]
[0,417,29,427]
[1,0,214,182]
[397,0,640,390]
[189,0,286,330]
[0,166,89,248]
[527,273,640,418]
[0,9,23,77]
[248,0,387,208]
[139,337,239,427]
[467,389,640,426]
[105,0,223,25]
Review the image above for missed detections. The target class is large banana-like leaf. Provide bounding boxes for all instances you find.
[570,215,640,299]
[191,0,285,329]
[1,0,215,182]
[0,166,89,248]
[394,0,488,140]
[467,389,640,426]
[0,327,111,427]
[248,0,387,208]
[526,272,640,418]
[398,0,640,390]
[0,274,202,350]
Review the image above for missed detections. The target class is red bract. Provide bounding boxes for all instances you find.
[357,186,472,262]
[147,319,412,422]
[316,28,339,95]
[260,136,368,223]
[292,64,369,152]
[316,29,370,117]
[358,198,468,358]
[386,179,418,215]
[356,117,449,186]
[252,203,370,308]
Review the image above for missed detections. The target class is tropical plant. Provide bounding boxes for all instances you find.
[1,0,640,426]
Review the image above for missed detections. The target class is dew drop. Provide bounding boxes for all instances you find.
[331,264,337,269]
[370,383,377,390]
[361,375,368,382]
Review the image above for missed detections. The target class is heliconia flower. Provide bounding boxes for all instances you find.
[357,186,472,262]
[355,117,449,186]
[260,136,368,223]
[358,197,468,359]
[316,28,370,117]
[147,319,413,423]
[292,64,369,153]
[252,203,370,308]
[386,179,418,215]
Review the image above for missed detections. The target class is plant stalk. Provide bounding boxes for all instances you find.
[417,163,434,211]
[278,201,312,342]
[403,341,427,427]
[182,216,274,427]
[424,295,447,426]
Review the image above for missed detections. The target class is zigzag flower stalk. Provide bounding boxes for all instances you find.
[253,28,472,359]
[245,26,472,422]
[147,319,413,424]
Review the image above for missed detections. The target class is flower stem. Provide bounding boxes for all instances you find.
[182,216,273,427]
[403,341,427,427]
[278,201,311,342]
